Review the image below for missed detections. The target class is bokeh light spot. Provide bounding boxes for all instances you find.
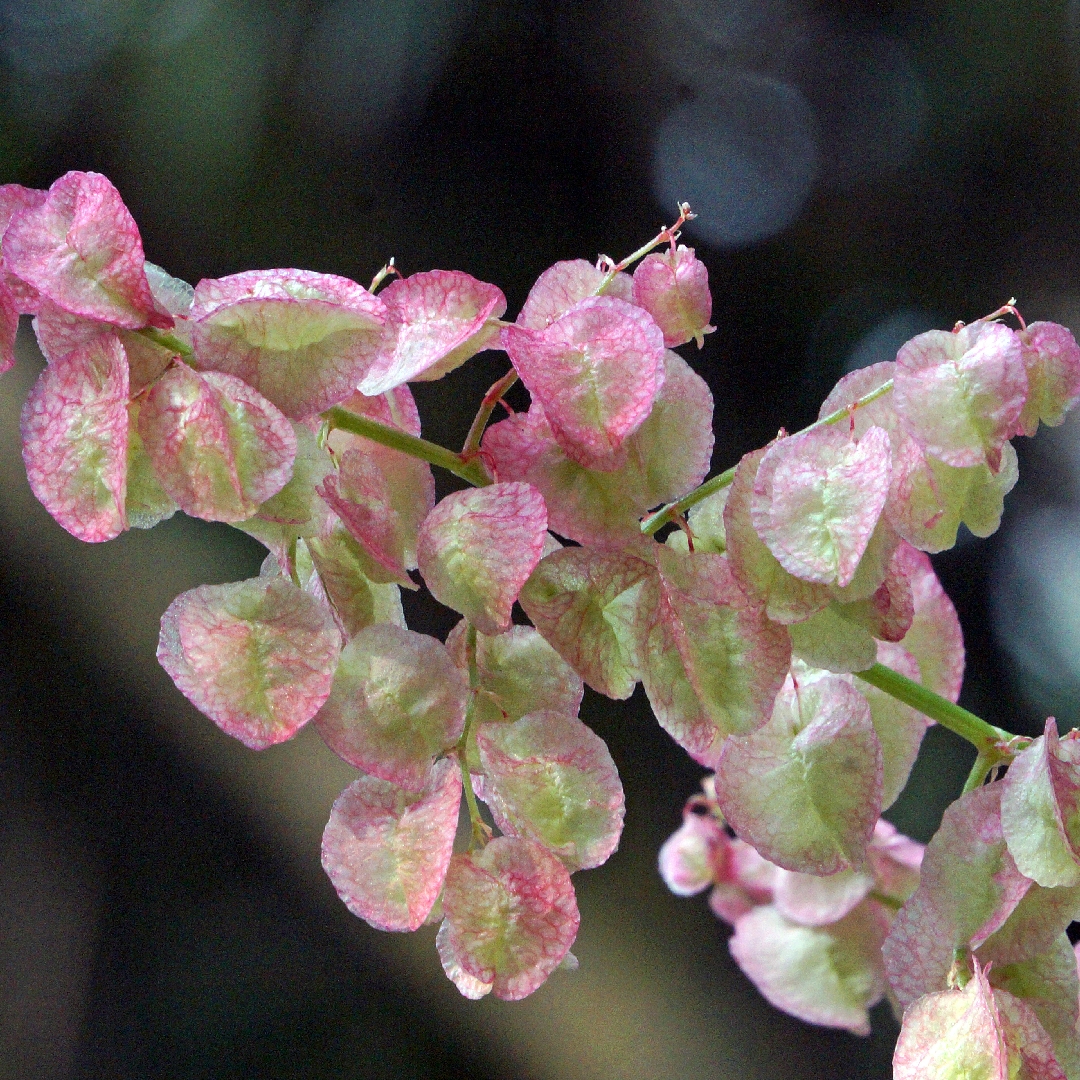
[652,72,818,250]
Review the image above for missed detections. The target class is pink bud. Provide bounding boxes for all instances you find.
[659,809,727,897]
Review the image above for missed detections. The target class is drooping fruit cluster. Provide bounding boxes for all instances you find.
[6,170,1080,1076]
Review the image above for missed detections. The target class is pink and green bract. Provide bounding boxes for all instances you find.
[12,170,1080,1075]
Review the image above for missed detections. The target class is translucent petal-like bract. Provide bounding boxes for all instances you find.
[519,547,654,699]
[715,675,883,874]
[515,259,633,331]
[639,548,792,767]
[483,350,712,549]
[157,576,342,749]
[658,811,727,897]
[20,334,129,542]
[894,322,1026,470]
[306,526,405,639]
[893,965,1066,1080]
[319,388,435,587]
[321,757,461,932]
[315,624,468,791]
[631,245,714,348]
[3,171,166,329]
[417,482,548,636]
[477,710,625,871]
[751,425,892,588]
[446,621,584,769]
[883,784,1032,1009]
[724,447,833,623]
[190,268,387,419]
[503,296,665,471]
[1015,322,1080,436]
[729,903,887,1036]
[1001,719,1080,888]
[139,364,297,523]
[439,836,580,1001]
[359,269,506,394]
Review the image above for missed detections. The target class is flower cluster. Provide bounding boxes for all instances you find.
[661,778,924,1035]
[7,169,1080,1075]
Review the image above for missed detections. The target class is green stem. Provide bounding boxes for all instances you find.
[461,368,519,458]
[286,536,302,588]
[855,662,1011,754]
[323,406,492,487]
[868,891,904,912]
[595,202,693,293]
[640,465,736,535]
[805,379,894,433]
[961,751,997,794]
[136,326,194,358]
[640,379,895,536]
[456,624,489,849]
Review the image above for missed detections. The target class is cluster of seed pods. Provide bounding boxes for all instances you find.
[8,171,1080,1074]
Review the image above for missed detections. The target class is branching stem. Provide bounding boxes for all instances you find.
[961,751,997,794]
[855,662,1013,755]
[595,202,694,293]
[462,369,519,459]
[323,405,492,487]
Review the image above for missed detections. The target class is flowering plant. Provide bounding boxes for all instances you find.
[6,169,1080,1076]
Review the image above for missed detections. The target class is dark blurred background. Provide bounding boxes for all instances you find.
[2,1,1080,1076]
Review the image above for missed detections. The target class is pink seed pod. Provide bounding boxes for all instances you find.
[322,757,462,932]
[632,244,715,348]
[438,836,580,1001]
[4,171,168,330]
[503,295,666,471]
